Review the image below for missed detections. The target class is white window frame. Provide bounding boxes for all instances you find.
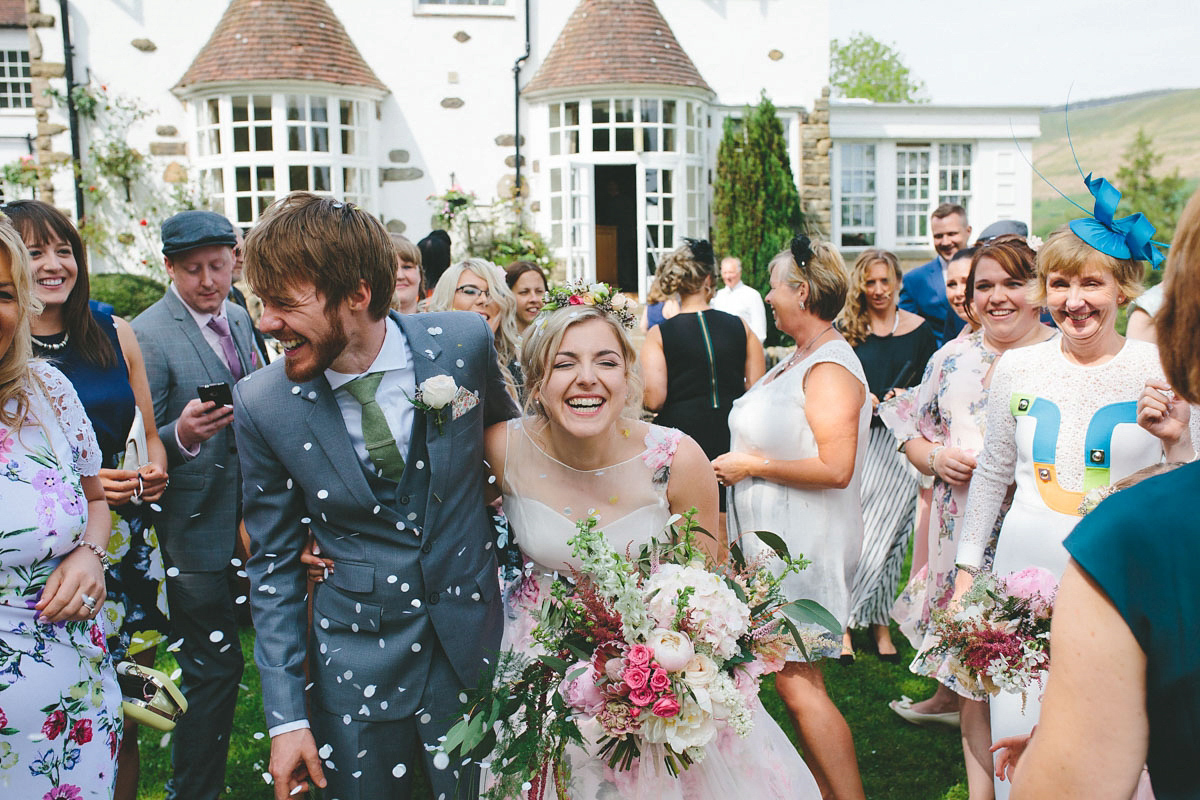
[937,142,973,215]
[0,49,32,110]
[836,142,876,248]
[412,0,512,17]
[190,89,377,227]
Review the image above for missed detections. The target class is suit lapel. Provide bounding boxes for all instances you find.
[395,312,451,509]
[165,290,233,382]
[228,306,258,374]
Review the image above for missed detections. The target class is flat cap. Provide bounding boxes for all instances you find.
[161,210,237,256]
[976,219,1029,243]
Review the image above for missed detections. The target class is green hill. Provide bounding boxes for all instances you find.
[1031,88,1200,237]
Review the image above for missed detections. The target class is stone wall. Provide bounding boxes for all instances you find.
[798,86,832,238]
[25,0,69,204]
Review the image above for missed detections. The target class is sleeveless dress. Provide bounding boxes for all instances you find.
[847,324,937,628]
[500,418,820,800]
[956,337,1200,800]
[726,340,871,660]
[35,308,169,662]
[0,362,122,797]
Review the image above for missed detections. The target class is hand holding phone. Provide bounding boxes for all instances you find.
[197,382,233,408]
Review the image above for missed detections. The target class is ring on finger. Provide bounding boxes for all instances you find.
[80,593,97,610]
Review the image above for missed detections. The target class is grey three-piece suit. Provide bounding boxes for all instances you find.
[233,310,517,799]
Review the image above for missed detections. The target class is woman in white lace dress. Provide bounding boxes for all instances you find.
[0,218,121,797]
[954,226,1200,799]
[713,238,869,800]
[486,299,821,799]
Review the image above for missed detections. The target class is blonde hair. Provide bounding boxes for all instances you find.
[0,218,43,431]
[769,238,848,322]
[520,306,643,420]
[429,258,520,368]
[837,249,902,347]
[1158,188,1200,402]
[655,243,715,300]
[1030,225,1144,308]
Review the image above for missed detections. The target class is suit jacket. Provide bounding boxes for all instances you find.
[131,291,260,571]
[898,256,964,345]
[233,311,518,726]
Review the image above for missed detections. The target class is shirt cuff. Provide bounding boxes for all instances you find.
[269,719,310,738]
[175,428,200,461]
[955,541,986,570]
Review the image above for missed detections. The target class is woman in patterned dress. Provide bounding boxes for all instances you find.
[9,200,170,800]
[0,216,122,798]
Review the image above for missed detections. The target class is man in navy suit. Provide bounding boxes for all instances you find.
[898,203,971,346]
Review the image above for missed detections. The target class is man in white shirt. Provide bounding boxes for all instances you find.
[712,256,767,342]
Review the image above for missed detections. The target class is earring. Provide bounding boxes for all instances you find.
[798,301,806,311]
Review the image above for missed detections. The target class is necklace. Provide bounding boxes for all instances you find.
[31,331,69,352]
[786,324,835,367]
[872,310,900,337]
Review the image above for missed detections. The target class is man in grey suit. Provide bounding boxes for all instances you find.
[233,193,518,800]
[131,211,261,799]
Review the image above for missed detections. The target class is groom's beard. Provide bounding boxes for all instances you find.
[282,312,349,383]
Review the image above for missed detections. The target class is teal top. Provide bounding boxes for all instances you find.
[1064,461,1200,799]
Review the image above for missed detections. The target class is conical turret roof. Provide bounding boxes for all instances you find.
[524,0,711,96]
[176,0,386,92]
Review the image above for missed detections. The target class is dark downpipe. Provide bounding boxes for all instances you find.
[58,0,85,220]
[511,0,531,210]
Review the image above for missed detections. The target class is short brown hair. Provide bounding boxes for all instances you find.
[504,260,547,292]
[390,233,421,266]
[1030,225,1144,308]
[1158,188,1200,402]
[963,235,1038,327]
[769,238,848,322]
[244,193,394,320]
[932,203,967,223]
[655,242,716,299]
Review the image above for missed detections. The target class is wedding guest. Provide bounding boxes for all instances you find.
[1005,198,1200,800]
[389,233,424,314]
[417,229,452,292]
[487,288,822,798]
[945,246,980,336]
[712,255,767,342]
[835,248,936,663]
[714,236,869,800]
[954,214,1198,798]
[639,274,679,332]
[10,200,171,800]
[900,203,972,346]
[0,215,122,797]
[504,260,547,338]
[641,239,764,524]
[429,258,520,400]
[1125,282,1163,343]
[883,235,1056,799]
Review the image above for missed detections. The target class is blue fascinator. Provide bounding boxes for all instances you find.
[1021,99,1168,268]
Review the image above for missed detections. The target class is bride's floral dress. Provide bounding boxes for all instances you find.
[497,418,820,800]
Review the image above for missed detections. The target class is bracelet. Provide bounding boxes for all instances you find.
[77,541,112,570]
[928,445,945,478]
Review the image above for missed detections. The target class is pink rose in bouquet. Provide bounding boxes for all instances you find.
[651,696,681,718]
[559,661,605,713]
[1001,567,1058,613]
[623,664,650,690]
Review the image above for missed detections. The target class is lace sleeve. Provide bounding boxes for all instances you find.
[955,353,1018,568]
[33,362,102,477]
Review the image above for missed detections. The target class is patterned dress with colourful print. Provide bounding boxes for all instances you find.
[0,362,122,799]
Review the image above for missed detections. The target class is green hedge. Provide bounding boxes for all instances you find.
[90,272,166,318]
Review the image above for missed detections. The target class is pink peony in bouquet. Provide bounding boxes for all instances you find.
[928,567,1058,700]
[440,512,838,799]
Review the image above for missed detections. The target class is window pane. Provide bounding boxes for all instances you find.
[288,126,305,151]
[256,166,275,191]
[208,129,221,155]
[615,128,634,151]
[312,126,329,152]
[641,99,658,124]
[663,128,675,152]
[643,128,657,152]
[290,165,309,190]
[233,127,249,151]
[551,196,562,221]
[237,197,252,222]
[550,131,560,156]
[254,126,272,151]
[286,95,304,121]
[232,96,248,122]
[564,102,579,126]
[235,166,250,192]
[550,167,561,193]
[663,100,675,125]
[254,95,272,120]
[312,98,329,123]
[206,98,220,124]
[662,197,673,221]
[338,128,352,155]
[661,170,672,193]
[314,166,331,192]
[592,100,609,124]
[549,104,560,128]
[593,129,609,152]
[566,131,578,155]
[614,99,633,123]
[339,99,354,126]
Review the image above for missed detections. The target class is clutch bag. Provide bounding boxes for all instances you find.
[122,407,149,472]
[115,661,188,731]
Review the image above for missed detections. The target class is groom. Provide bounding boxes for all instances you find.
[233,193,517,799]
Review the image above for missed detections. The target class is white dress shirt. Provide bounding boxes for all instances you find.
[171,284,240,459]
[712,281,767,342]
[325,316,417,479]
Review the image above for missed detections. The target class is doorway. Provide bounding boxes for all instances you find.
[594,164,637,293]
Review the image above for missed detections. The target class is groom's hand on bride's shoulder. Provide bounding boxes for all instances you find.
[270,728,327,799]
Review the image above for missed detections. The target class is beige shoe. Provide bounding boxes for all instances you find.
[889,695,960,728]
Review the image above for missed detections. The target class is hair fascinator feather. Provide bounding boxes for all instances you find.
[790,235,813,269]
[684,237,715,268]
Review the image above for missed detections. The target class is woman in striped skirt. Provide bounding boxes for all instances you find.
[836,250,937,661]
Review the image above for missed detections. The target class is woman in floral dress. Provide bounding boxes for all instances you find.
[0,217,121,798]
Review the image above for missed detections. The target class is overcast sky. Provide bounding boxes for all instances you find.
[830,0,1200,106]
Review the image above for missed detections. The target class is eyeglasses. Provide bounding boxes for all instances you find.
[455,285,491,300]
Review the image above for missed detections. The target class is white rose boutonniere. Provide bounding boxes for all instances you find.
[410,374,458,434]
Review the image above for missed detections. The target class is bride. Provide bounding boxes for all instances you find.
[482,292,820,799]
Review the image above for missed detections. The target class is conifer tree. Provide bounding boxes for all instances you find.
[712,92,804,295]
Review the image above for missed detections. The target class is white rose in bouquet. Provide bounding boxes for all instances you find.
[647,628,695,671]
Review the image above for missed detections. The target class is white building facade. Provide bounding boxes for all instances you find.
[13,0,1037,291]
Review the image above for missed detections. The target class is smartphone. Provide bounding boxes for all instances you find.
[197,382,233,408]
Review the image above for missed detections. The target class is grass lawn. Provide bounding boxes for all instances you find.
[133,625,967,799]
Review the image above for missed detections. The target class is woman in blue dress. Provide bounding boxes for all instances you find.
[10,200,170,800]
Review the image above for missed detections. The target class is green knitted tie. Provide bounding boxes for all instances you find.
[343,372,405,483]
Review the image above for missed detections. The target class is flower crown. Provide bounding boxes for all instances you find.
[538,281,637,330]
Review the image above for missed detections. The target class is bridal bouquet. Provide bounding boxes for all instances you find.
[441,512,838,799]
[929,567,1058,699]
